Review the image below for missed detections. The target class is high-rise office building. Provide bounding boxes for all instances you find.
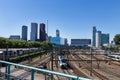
[56,29,60,37]
[22,25,27,41]
[30,23,38,41]
[92,26,97,46]
[96,31,101,48]
[64,38,68,46]
[40,23,46,41]
[101,33,109,45]
[92,26,110,47]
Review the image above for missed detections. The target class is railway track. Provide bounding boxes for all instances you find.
[77,51,120,80]
[68,54,89,78]
[52,53,75,80]
[0,53,52,80]
[84,52,120,78]
[73,53,109,80]
[26,54,51,67]
[54,54,69,80]
[94,54,120,67]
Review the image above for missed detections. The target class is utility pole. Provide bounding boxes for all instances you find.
[5,42,8,78]
[90,48,93,76]
[51,47,54,80]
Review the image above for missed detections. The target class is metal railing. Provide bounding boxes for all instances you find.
[0,60,90,80]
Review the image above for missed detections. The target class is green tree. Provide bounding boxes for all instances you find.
[114,34,120,45]
[0,37,53,48]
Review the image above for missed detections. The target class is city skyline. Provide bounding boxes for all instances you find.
[0,0,120,44]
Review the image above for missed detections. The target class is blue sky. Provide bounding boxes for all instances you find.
[0,0,120,44]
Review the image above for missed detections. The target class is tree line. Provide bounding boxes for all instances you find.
[0,37,53,49]
[103,34,120,52]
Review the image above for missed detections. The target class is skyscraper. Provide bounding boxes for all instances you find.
[64,38,68,46]
[40,23,46,41]
[96,31,101,48]
[30,23,38,41]
[56,29,60,37]
[22,25,27,41]
[92,26,97,46]
[101,33,109,45]
[92,26,110,47]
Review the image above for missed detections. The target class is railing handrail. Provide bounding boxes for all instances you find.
[0,60,90,80]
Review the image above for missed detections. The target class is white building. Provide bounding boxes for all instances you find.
[96,31,101,48]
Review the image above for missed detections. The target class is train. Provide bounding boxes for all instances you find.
[37,63,47,69]
[0,48,40,60]
[58,55,69,69]
[106,54,120,61]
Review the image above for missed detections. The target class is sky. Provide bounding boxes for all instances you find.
[0,0,120,44]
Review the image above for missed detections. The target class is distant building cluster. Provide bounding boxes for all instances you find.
[8,23,110,47]
[9,23,68,46]
[9,23,47,42]
[49,29,68,45]
[70,26,110,48]
[92,26,109,48]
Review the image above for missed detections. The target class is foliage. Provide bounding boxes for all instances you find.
[9,51,45,63]
[114,34,120,45]
[0,37,53,48]
[40,41,53,50]
[105,46,119,52]
[0,37,53,63]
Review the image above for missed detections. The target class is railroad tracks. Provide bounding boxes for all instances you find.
[51,53,75,80]
[0,54,52,80]
[73,53,109,80]
[76,51,120,80]
[88,53,120,78]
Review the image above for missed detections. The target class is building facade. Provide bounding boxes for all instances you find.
[50,37,65,45]
[9,35,20,40]
[64,38,68,46]
[101,33,109,45]
[30,23,38,41]
[71,39,91,46]
[40,23,46,41]
[56,29,60,37]
[22,25,27,41]
[96,31,102,48]
[92,26,97,46]
[92,26,110,48]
